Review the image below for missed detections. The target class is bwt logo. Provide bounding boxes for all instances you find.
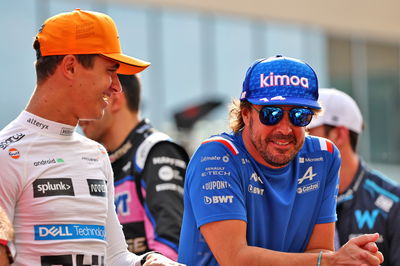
[260,72,309,88]
[204,195,234,204]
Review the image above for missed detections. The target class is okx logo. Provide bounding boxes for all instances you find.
[354,209,380,230]
[33,178,74,197]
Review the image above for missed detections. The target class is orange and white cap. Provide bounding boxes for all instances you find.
[35,9,150,75]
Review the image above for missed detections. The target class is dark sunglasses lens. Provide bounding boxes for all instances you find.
[290,108,314,126]
[259,107,283,125]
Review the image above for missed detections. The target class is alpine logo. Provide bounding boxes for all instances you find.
[34,224,105,240]
[260,72,309,88]
[33,178,74,197]
[87,179,107,197]
[204,195,234,204]
[0,133,25,150]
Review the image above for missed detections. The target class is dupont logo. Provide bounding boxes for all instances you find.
[260,72,309,88]
[34,224,105,241]
[87,179,107,197]
[33,178,74,197]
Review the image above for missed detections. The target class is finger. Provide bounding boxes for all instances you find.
[359,249,381,266]
[350,233,379,246]
[362,242,378,253]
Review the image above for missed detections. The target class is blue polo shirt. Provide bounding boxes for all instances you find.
[178,132,340,265]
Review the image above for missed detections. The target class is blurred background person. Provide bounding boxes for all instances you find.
[0,206,13,266]
[308,88,400,266]
[80,74,189,261]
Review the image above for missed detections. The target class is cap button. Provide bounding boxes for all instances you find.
[75,8,81,11]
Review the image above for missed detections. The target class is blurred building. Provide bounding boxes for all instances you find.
[1,0,399,180]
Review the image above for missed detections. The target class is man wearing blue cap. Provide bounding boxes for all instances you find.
[178,56,384,265]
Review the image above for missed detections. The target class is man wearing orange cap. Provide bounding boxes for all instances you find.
[0,9,183,266]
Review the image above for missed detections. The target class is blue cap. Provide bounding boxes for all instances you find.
[241,55,321,109]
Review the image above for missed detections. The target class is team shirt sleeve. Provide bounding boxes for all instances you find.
[140,142,188,259]
[316,142,341,224]
[186,142,247,228]
[102,152,142,266]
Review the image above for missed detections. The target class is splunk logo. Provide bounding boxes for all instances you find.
[33,178,74,197]
[204,195,234,204]
[260,72,309,88]
[34,224,105,241]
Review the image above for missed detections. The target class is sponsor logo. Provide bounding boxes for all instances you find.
[155,183,184,194]
[33,158,64,166]
[200,155,230,163]
[250,172,263,184]
[204,195,234,204]
[248,184,265,195]
[298,166,317,184]
[109,141,132,162]
[87,179,107,197]
[82,156,99,163]
[115,192,131,216]
[0,133,25,150]
[270,96,286,101]
[158,166,183,181]
[241,158,251,165]
[153,156,187,168]
[260,72,309,88]
[122,161,131,173]
[8,148,20,159]
[127,237,147,253]
[27,117,49,130]
[375,195,394,213]
[202,181,231,190]
[299,157,324,163]
[354,209,380,230]
[297,181,320,194]
[33,178,74,197]
[34,224,105,240]
[60,127,74,136]
[201,169,231,177]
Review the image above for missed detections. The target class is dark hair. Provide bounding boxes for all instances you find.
[323,125,359,152]
[117,74,141,112]
[33,38,98,84]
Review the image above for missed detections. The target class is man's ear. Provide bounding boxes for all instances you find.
[109,92,125,113]
[331,126,349,147]
[61,55,77,79]
[242,106,251,126]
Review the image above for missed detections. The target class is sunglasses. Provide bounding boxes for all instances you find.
[251,105,314,127]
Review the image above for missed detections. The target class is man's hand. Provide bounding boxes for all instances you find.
[143,253,185,266]
[330,233,384,266]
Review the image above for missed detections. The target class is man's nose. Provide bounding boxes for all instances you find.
[275,113,292,135]
[111,74,122,93]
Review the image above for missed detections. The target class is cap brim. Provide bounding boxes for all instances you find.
[247,97,322,109]
[101,53,150,75]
